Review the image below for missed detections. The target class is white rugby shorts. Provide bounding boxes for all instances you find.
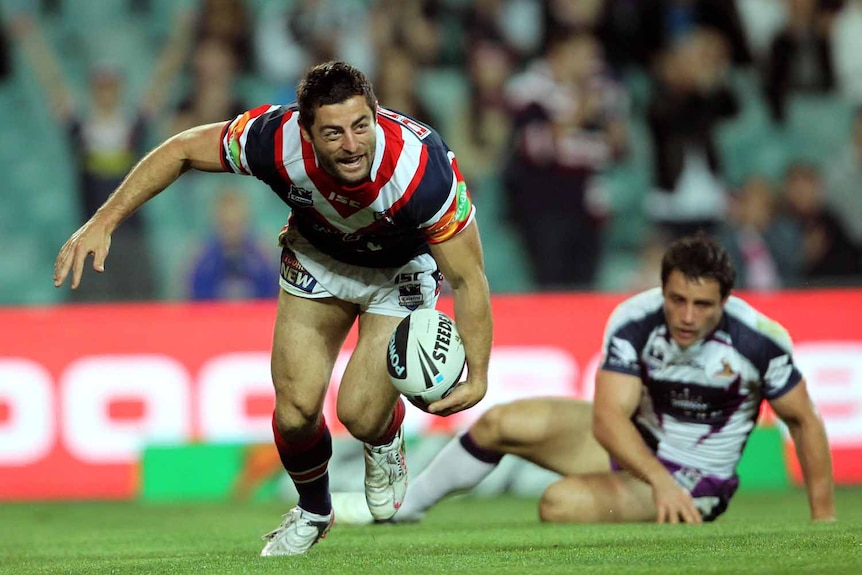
[278,227,442,317]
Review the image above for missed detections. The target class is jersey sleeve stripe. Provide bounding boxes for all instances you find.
[423,153,475,244]
[273,109,295,185]
[422,169,458,227]
[222,104,275,175]
[218,121,231,172]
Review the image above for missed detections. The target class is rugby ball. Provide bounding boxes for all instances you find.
[386,309,466,411]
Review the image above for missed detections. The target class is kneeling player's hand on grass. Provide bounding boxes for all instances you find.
[653,477,703,525]
[427,376,487,416]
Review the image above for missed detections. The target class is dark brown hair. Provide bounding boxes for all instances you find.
[661,233,736,298]
[296,61,377,131]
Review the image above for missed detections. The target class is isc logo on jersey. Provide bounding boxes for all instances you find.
[386,309,466,411]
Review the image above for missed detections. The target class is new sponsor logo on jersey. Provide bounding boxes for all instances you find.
[454,181,472,222]
[280,251,317,293]
[398,284,424,310]
[287,185,313,207]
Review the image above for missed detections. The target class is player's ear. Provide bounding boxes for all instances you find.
[300,125,313,143]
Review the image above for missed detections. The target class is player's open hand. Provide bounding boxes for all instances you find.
[53,218,112,289]
[427,375,487,417]
[652,477,703,525]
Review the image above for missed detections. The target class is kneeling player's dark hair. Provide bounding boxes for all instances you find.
[297,61,378,131]
[661,233,736,298]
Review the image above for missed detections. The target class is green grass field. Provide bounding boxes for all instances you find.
[2,489,861,574]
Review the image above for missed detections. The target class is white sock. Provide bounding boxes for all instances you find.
[395,433,501,521]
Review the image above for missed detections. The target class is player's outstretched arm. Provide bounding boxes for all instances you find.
[593,369,703,525]
[768,379,836,522]
[53,122,229,290]
[427,221,492,416]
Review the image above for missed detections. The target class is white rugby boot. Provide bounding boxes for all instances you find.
[332,491,423,525]
[260,506,333,557]
[363,426,407,521]
[331,492,374,526]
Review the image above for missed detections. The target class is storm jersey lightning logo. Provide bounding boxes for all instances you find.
[417,342,444,389]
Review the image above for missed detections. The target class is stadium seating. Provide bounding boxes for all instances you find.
[1,6,858,305]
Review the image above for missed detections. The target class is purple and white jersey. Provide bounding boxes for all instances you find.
[600,288,803,479]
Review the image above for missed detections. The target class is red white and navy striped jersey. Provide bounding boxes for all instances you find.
[219,104,475,268]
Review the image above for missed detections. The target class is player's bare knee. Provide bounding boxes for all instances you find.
[538,479,598,524]
[473,402,529,452]
[338,408,389,442]
[273,397,320,439]
[469,404,506,450]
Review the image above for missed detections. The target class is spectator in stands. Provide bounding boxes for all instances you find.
[372,46,437,127]
[593,0,751,72]
[371,0,444,67]
[825,107,862,246]
[445,39,515,192]
[719,175,802,290]
[541,0,607,46]
[762,0,837,125]
[192,0,253,74]
[169,35,246,136]
[644,27,738,239]
[253,0,376,97]
[0,13,11,83]
[624,230,670,292]
[456,0,543,66]
[734,0,787,65]
[781,162,861,285]
[503,30,628,291]
[14,12,191,302]
[188,188,278,301]
[831,0,862,104]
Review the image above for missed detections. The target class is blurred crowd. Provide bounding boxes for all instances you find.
[2,0,861,304]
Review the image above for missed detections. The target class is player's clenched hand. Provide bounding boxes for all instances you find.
[53,218,112,289]
[652,476,702,525]
[427,375,487,416]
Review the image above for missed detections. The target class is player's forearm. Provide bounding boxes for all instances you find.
[788,418,835,521]
[450,275,492,382]
[93,125,224,231]
[92,138,190,231]
[593,412,672,487]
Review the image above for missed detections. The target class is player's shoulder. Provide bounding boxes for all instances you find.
[723,295,794,352]
[225,103,298,144]
[377,106,447,149]
[605,288,665,335]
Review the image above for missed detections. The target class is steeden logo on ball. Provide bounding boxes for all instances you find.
[386,309,466,412]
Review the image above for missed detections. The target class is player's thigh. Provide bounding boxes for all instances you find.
[540,472,656,524]
[336,311,403,438]
[271,289,357,416]
[472,397,610,477]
